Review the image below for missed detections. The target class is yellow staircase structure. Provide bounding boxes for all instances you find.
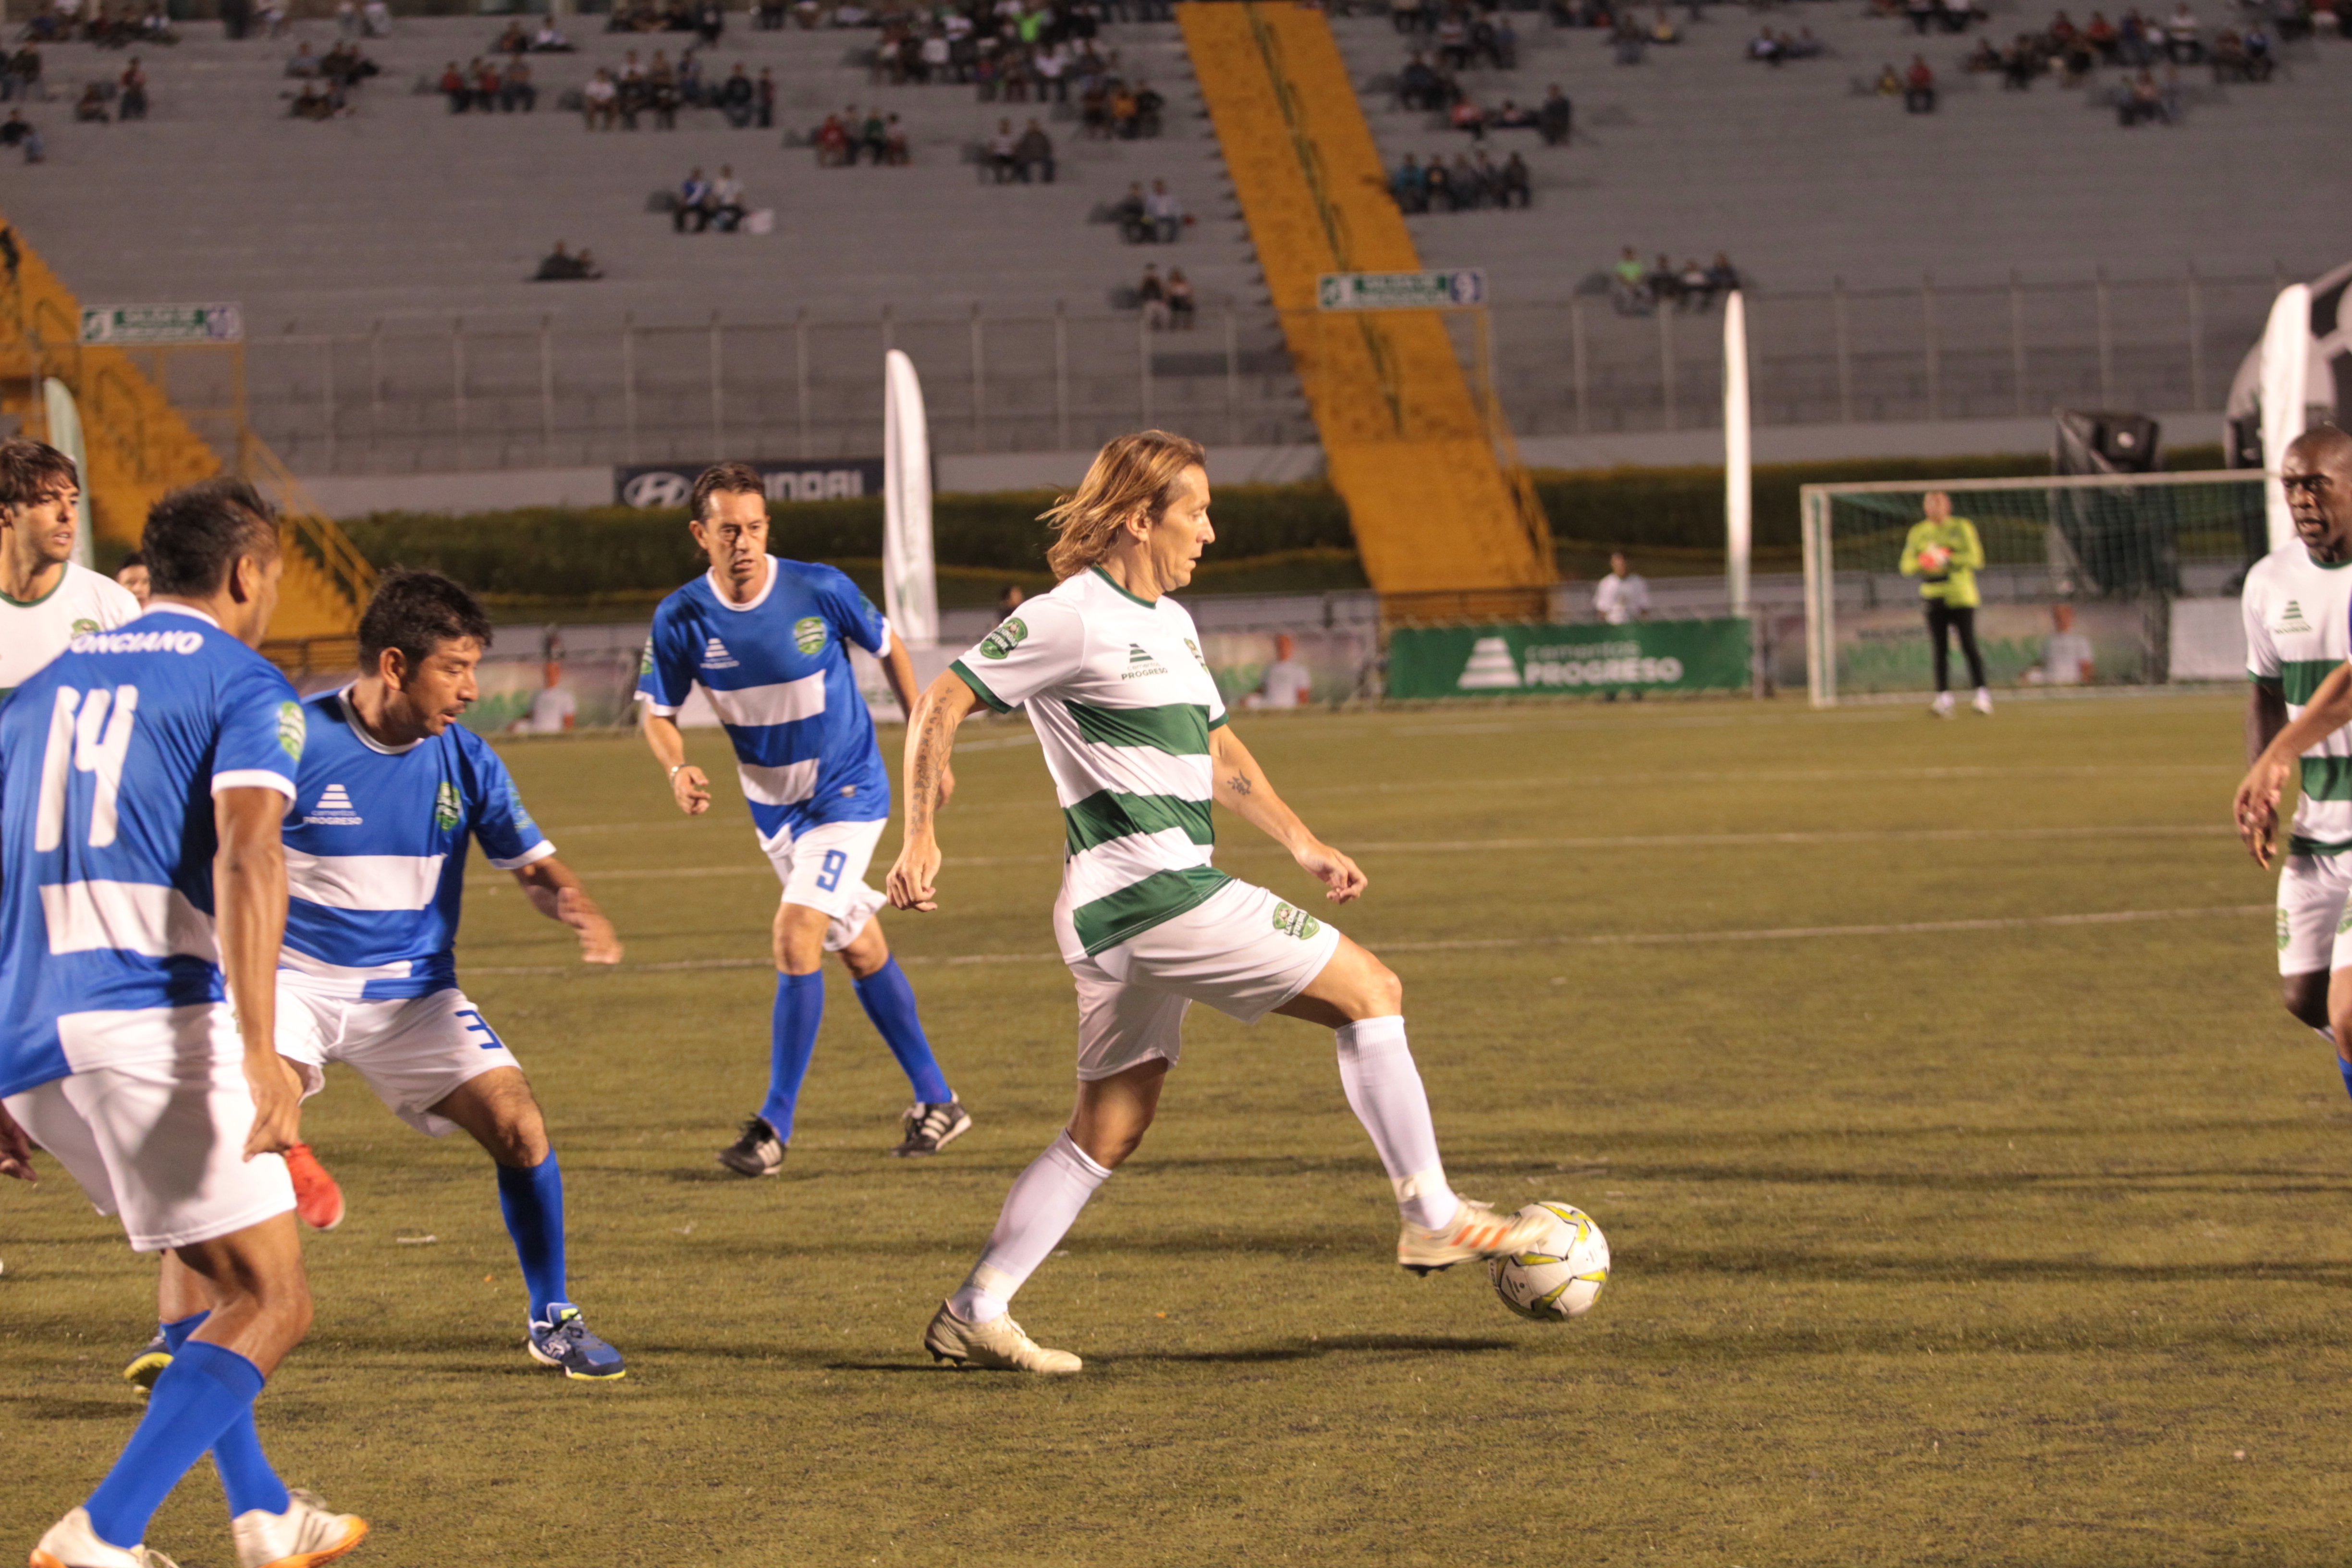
[1180,1,1553,621]
[0,211,372,670]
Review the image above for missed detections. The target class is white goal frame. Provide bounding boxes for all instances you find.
[1799,468,2266,708]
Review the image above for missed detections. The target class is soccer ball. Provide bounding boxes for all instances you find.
[1487,1201,1610,1322]
[1916,543,1953,574]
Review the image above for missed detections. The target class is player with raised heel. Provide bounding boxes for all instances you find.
[889,431,1551,1373]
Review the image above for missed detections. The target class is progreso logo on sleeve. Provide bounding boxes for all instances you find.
[978,617,1028,660]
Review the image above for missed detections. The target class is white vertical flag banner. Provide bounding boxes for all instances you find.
[882,349,938,647]
[2260,283,2312,556]
[1722,291,1752,616]
[42,378,94,569]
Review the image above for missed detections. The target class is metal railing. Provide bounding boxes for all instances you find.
[239,267,2285,477]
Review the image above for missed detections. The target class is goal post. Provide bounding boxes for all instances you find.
[1799,470,2268,707]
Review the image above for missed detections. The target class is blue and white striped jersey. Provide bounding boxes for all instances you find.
[0,605,303,1096]
[636,556,893,842]
[278,689,553,1000]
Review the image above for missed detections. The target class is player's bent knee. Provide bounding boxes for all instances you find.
[2284,971,2332,1030]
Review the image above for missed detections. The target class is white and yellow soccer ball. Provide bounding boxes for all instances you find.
[1487,1201,1610,1322]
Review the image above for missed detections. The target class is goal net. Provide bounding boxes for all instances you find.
[1798,470,2269,706]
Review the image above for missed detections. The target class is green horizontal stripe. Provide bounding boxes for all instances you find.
[1209,712,1229,730]
[949,660,1012,714]
[2300,755,2352,802]
[2281,658,2341,707]
[1068,700,1211,756]
[1063,790,1214,857]
[1070,867,1231,956]
[2288,835,2352,857]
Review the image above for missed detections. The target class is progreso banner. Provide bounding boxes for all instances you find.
[1387,619,1752,699]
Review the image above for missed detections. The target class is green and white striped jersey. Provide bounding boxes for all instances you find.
[950,565,1230,956]
[2244,544,2352,856]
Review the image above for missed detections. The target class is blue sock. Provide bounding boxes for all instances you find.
[84,1342,266,1550]
[2338,1057,2352,1102]
[160,1311,208,1353]
[159,1310,290,1515]
[854,957,952,1104]
[758,971,826,1141]
[496,1153,569,1323]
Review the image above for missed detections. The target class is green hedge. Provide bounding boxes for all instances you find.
[341,483,1354,600]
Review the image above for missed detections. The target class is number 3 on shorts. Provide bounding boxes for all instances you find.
[455,1007,505,1051]
[816,847,847,892]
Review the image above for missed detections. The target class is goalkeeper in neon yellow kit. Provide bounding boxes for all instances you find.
[1900,490,1991,717]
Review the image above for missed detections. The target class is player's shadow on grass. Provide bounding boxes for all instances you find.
[7,1394,141,1422]
[821,1335,1516,1373]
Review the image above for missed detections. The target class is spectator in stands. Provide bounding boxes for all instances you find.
[501,59,533,110]
[757,66,775,126]
[439,59,467,112]
[114,552,149,607]
[1144,178,1182,241]
[1875,61,1903,94]
[472,58,501,113]
[1166,267,1194,330]
[535,240,593,280]
[883,111,909,164]
[3,109,42,161]
[674,167,711,231]
[1705,253,1741,298]
[1903,53,1937,110]
[1137,263,1167,330]
[1422,157,1453,211]
[1398,50,1442,110]
[986,115,1017,180]
[1594,553,1651,623]
[1906,0,1937,32]
[584,68,618,128]
[1015,117,1055,181]
[73,81,105,122]
[289,78,334,119]
[716,61,753,124]
[1749,24,1784,62]
[1676,257,1711,308]
[1613,12,1647,63]
[1648,8,1681,43]
[815,109,849,164]
[286,40,319,78]
[649,50,678,128]
[1538,83,1571,144]
[710,164,746,229]
[695,0,723,46]
[1612,247,1648,313]
[1390,152,1427,212]
[2165,0,2202,59]
[1497,150,1531,208]
[362,0,389,36]
[2117,65,2170,121]
[532,18,574,50]
[1649,252,1679,307]
[117,55,144,118]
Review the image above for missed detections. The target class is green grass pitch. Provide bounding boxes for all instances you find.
[7,692,2348,1567]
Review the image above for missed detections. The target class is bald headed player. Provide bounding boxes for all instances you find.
[2234,426,2352,1084]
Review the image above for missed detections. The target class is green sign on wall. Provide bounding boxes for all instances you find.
[1387,619,1752,699]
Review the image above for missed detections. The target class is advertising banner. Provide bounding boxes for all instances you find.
[1315,269,1486,311]
[614,457,886,509]
[79,303,244,345]
[1387,619,1752,699]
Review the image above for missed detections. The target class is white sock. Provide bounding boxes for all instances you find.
[1335,1016,1459,1231]
[946,1130,1111,1324]
[2319,1025,2339,1048]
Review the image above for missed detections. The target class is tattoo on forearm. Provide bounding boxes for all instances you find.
[1227,772,1252,796]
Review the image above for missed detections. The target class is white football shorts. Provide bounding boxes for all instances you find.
[761,815,887,950]
[277,983,523,1138]
[1056,877,1345,1081]
[4,1004,297,1252]
[2277,853,2352,976]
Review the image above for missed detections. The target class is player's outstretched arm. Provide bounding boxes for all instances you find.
[1208,724,1367,904]
[2236,662,2352,868]
[878,630,953,807]
[217,785,303,1159]
[513,857,622,964]
[641,709,712,816]
[887,671,979,913]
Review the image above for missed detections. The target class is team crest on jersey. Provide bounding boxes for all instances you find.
[794,616,827,656]
[702,637,739,671]
[1122,643,1168,680]
[1271,900,1321,942]
[433,781,463,830]
[276,702,306,760]
[978,617,1028,660]
[1184,637,1206,668]
[638,644,653,675]
[2278,600,2314,635]
[70,617,98,637]
[2280,907,2293,952]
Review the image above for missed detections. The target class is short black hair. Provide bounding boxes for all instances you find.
[119,551,145,568]
[691,460,765,523]
[359,568,494,670]
[142,478,277,598]
[0,437,78,509]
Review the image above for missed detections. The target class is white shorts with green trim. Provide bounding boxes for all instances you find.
[2277,853,2352,976]
[1056,877,1345,1081]
[761,816,888,950]
[4,1005,297,1252]
[277,983,523,1138]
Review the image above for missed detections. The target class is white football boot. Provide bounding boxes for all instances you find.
[1930,691,1955,719]
[1972,687,1994,715]
[31,1507,177,1568]
[1398,1197,1559,1276]
[923,1301,1082,1373]
[230,1489,368,1568]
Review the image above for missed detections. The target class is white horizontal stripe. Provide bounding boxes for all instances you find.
[41,880,217,960]
[284,849,445,912]
[737,760,818,807]
[279,946,415,988]
[704,671,826,729]
[1060,828,1214,907]
[487,840,558,873]
[213,769,295,801]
